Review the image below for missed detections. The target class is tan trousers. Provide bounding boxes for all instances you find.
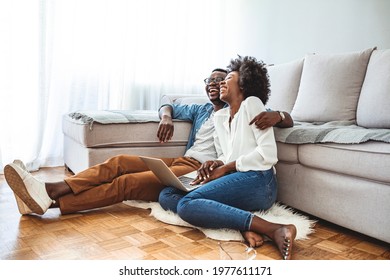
[60,155,201,214]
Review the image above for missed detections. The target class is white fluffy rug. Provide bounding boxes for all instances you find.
[123,201,316,241]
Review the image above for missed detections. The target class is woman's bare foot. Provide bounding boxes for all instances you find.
[271,224,297,260]
[242,231,264,248]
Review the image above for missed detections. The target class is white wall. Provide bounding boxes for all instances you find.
[222,0,390,64]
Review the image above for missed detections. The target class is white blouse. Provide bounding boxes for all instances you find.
[213,96,278,172]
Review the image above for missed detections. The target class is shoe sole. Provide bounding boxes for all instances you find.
[4,165,45,215]
[14,194,33,215]
[11,161,33,215]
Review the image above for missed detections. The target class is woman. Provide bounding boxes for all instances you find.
[159,55,296,260]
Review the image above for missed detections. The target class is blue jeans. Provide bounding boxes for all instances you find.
[158,169,277,231]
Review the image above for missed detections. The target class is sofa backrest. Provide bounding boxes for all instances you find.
[162,48,389,129]
[356,49,390,129]
[290,47,375,122]
[160,94,209,107]
[266,58,304,113]
[267,47,390,127]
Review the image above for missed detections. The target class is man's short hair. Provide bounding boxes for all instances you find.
[211,68,228,74]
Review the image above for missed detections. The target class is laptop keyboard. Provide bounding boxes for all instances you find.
[178,176,194,187]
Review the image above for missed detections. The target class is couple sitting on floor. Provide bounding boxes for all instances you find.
[5,55,296,260]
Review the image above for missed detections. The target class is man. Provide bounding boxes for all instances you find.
[4,68,293,216]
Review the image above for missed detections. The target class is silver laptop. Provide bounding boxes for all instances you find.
[139,156,199,192]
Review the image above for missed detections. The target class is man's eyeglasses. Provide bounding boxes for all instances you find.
[204,77,224,85]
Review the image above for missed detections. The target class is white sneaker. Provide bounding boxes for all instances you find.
[13,160,28,171]
[4,163,53,215]
[12,160,33,215]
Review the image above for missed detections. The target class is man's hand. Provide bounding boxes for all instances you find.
[157,116,174,143]
[249,111,280,130]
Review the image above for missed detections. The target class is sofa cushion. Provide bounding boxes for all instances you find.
[276,142,298,163]
[298,141,390,184]
[291,47,375,122]
[62,114,192,148]
[357,49,390,128]
[266,58,304,113]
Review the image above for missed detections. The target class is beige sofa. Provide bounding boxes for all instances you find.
[63,47,390,244]
[267,47,390,244]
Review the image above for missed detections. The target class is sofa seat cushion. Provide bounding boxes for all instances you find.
[298,141,390,184]
[274,121,390,145]
[62,113,192,148]
[276,142,299,163]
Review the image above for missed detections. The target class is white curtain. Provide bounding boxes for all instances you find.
[0,0,236,173]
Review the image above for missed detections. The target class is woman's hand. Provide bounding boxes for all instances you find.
[190,160,224,185]
[198,160,224,179]
[197,165,226,185]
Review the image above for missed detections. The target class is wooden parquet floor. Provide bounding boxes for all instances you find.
[0,166,389,260]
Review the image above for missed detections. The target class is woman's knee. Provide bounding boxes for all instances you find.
[158,187,184,212]
[159,187,172,210]
[176,196,194,222]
